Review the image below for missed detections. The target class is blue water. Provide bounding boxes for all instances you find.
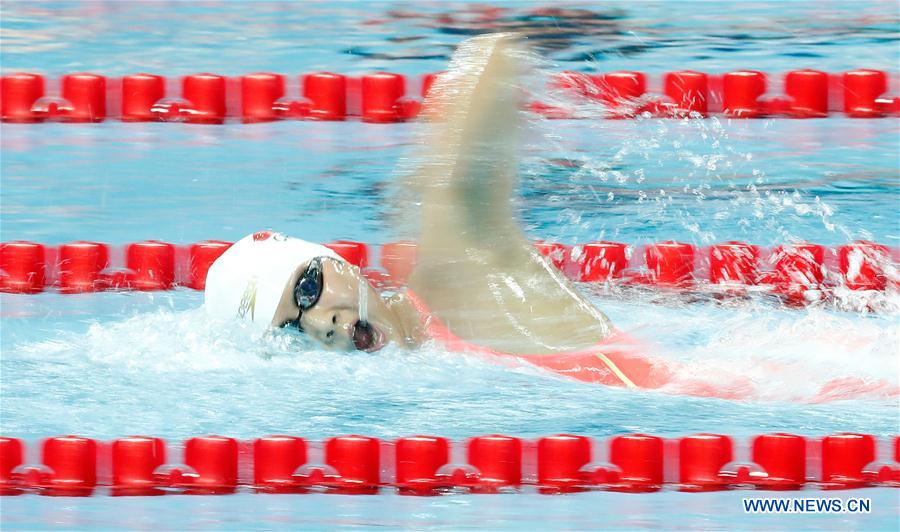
[2,1,898,74]
[1,1,899,530]
[3,490,898,530]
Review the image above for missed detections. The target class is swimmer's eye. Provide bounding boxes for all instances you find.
[294,257,324,310]
[283,257,324,334]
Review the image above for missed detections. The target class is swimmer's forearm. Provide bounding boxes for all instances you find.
[421,34,529,253]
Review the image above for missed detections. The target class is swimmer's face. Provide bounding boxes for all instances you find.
[271,257,404,352]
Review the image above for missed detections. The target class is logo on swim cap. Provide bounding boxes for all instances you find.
[204,231,343,329]
[237,277,258,320]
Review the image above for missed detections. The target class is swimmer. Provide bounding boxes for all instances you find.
[206,34,611,350]
[205,33,668,390]
[202,33,899,402]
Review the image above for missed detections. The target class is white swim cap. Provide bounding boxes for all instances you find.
[204,231,342,328]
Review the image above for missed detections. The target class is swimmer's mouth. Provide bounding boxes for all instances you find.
[352,320,385,353]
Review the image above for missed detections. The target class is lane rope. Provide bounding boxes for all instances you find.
[2,69,898,123]
[1,240,896,314]
[1,432,896,495]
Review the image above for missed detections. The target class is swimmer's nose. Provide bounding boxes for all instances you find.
[300,307,355,350]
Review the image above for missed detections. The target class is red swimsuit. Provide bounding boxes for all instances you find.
[405,292,899,402]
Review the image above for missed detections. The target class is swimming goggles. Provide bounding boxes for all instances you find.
[288,257,324,331]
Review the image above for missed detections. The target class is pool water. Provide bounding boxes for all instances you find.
[1,1,898,529]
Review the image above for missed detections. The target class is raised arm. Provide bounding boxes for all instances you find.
[414,33,531,259]
[405,33,614,355]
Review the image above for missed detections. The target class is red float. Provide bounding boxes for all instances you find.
[784,69,829,118]
[838,241,889,291]
[111,436,166,496]
[253,436,307,493]
[421,72,441,98]
[528,99,576,120]
[1,73,46,122]
[58,241,110,294]
[664,71,709,116]
[578,242,628,282]
[645,241,695,286]
[61,73,107,122]
[41,436,97,496]
[182,74,227,124]
[771,243,825,286]
[769,243,826,304]
[709,241,759,285]
[534,241,570,272]
[821,433,876,489]
[325,435,381,493]
[723,71,767,118]
[467,435,522,489]
[361,73,406,123]
[302,72,347,121]
[536,434,591,492]
[183,436,238,494]
[395,436,450,493]
[121,74,165,122]
[608,434,664,492]
[188,240,232,290]
[678,434,732,492]
[602,72,646,104]
[751,433,806,490]
[1,241,46,293]
[325,240,369,269]
[380,240,419,286]
[126,240,176,291]
[843,69,887,118]
[240,73,285,123]
[396,97,422,120]
[550,71,600,99]
[0,437,24,495]
[877,95,900,117]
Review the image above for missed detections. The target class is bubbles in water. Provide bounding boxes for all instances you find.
[518,60,866,251]
[599,289,899,403]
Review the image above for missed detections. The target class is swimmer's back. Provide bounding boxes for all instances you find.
[409,260,612,355]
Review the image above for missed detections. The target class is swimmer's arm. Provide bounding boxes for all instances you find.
[407,33,615,348]
[417,33,533,257]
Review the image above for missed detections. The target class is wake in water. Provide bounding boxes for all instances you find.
[11,295,897,405]
[587,283,899,404]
